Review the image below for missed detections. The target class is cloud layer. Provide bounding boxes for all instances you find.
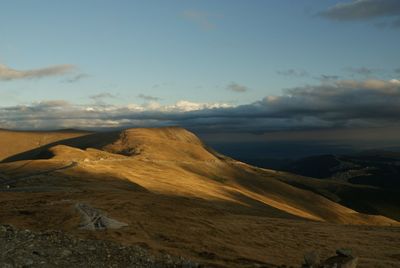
[0,64,75,81]
[1,79,400,134]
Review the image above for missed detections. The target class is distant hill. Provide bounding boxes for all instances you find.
[282,151,400,189]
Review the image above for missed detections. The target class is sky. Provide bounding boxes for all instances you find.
[1,0,400,147]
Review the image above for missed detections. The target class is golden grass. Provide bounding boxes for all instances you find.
[0,127,399,267]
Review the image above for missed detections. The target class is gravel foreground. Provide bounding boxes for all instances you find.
[0,225,201,268]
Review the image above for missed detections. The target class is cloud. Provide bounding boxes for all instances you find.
[1,79,400,134]
[23,100,70,110]
[0,63,75,81]
[226,82,249,93]
[89,93,116,102]
[320,0,400,20]
[138,94,161,101]
[346,66,380,76]
[318,74,340,81]
[319,0,400,28]
[63,73,89,83]
[167,100,231,112]
[182,10,217,30]
[0,100,233,130]
[277,69,308,77]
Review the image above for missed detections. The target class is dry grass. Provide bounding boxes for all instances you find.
[0,127,399,267]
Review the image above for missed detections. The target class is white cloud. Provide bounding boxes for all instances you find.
[165,100,231,112]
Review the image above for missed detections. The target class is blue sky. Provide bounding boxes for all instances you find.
[1,0,400,138]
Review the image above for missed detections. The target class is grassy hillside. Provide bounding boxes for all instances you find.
[0,127,399,267]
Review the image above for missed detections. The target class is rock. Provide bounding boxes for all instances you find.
[302,249,358,268]
[1,262,14,268]
[303,251,320,267]
[0,224,200,268]
[23,258,34,266]
[60,249,72,257]
[75,203,128,230]
[0,224,217,267]
[322,255,358,268]
[336,248,353,257]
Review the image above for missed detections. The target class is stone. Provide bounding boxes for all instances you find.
[304,251,320,266]
[336,248,353,257]
[61,249,72,257]
[23,258,34,266]
[75,203,128,230]
[302,249,358,268]
[0,224,207,267]
[322,255,358,268]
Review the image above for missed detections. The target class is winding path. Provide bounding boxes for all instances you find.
[0,161,78,186]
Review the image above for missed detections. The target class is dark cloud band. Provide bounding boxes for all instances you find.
[1,79,399,134]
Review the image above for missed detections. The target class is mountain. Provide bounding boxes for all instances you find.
[0,127,399,267]
[283,152,400,189]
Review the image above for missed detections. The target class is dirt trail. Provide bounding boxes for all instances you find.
[0,161,78,187]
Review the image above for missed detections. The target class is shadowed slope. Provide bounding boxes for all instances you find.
[0,131,125,163]
[0,129,90,161]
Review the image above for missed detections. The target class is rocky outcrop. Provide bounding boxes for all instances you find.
[0,224,199,267]
[75,203,128,230]
[303,249,358,268]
